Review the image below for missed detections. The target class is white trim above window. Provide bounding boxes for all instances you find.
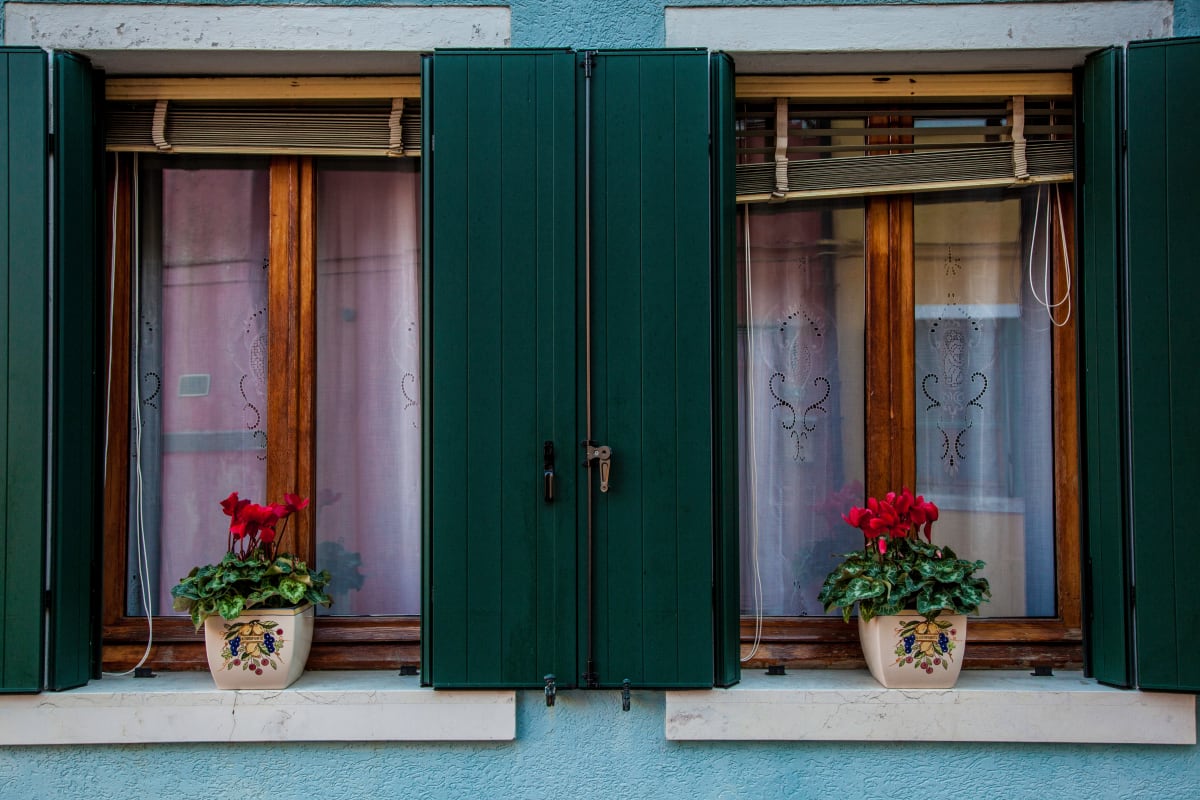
[666,2,1173,72]
[2,3,511,74]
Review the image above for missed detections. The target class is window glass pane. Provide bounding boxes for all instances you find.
[914,187,1058,617]
[315,160,421,616]
[737,200,867,617]
[129,158,271,616]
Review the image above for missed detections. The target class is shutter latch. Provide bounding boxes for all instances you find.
[583,443,613,493]
[544,440,556,504]
[544,674,557,707]
[621,678,632,712]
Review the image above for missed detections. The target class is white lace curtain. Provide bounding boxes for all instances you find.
[737,189,1056,620]
[132,159,421,617]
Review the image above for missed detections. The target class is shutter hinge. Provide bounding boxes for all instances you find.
[583,51,596,79]
[47,132,55,153]
[1129,584,1135,608]
[1121,128,1128,151]
[44,588,52,611]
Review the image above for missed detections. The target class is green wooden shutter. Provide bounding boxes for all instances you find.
[710,53,740,689]
[1125,36,1200,693]
[424,48,738,690]
[48,52,102,691]
[586,50,721,689]
[424,50,579,688]
[1079,47,1133,688]
[0,48,101,693]
[0,48,50,693]
[1081,38,1200,693]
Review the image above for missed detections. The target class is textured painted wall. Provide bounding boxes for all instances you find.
[0,690,1198,799]
[1176,0,1200,33]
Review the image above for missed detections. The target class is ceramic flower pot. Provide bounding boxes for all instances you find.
[203,604,314,690]
[858,611,966,689]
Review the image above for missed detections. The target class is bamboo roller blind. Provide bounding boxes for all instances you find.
[735,77,1074,202]
[104,77,421,157]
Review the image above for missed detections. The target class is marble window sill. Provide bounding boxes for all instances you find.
[0,671,515,745]
[4,669,1193,746]
[665,670,1196,744]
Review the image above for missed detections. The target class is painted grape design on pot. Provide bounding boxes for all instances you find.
[892,618,956,672]
[219,619,286,674]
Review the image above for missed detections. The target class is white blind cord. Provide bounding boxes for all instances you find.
[104,154,155,678]
[1027,184,1073,328]
[741,204,764,663]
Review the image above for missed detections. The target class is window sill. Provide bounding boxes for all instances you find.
[665,670,1196,744]
[0,671,515,745]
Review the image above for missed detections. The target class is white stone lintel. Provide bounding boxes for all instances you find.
[666,670,1196,744]
[666,2,1173,53]
[0,671,515,745]
[3,3,511,52]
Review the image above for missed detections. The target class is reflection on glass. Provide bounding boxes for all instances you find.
[315,160,421,616]
[131,159,271,616]
[914,188,1057,617]
[737,200,866,616]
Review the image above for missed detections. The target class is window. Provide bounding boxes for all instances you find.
[734,75,1082,668]
[101,79,423,671]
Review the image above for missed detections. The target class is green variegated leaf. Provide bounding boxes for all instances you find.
[278,577,307,604]
[217,596,246,620]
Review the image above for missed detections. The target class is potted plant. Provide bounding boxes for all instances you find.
[172,492,332,689]
[817,488,990,688]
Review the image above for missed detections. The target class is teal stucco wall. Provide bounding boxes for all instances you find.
[1,691,1198,799]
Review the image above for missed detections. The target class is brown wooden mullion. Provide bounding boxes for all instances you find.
[1052,187,1083,633]
[892,192,915,488]
[864,115,916,494]
[865,195,893,494]
[296,158,317,564]
[266,157,316,563]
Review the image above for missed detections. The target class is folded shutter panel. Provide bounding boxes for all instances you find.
[711,52,741,690]
[1125,36,1200,693]
[1079,46,1133,689]
[49,51,102,691]
[0,47,49,693]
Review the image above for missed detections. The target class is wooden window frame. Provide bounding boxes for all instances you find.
[737,82,1082,670]
[101,153,420,672]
